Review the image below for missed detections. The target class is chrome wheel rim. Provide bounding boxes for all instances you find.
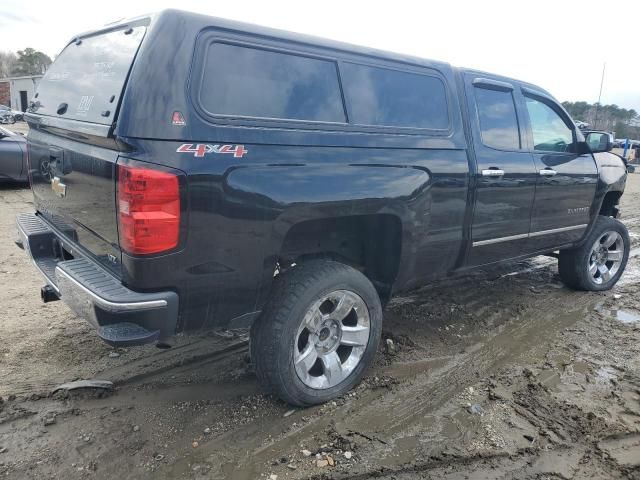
[588,231,624,285]
[293,289,370,390]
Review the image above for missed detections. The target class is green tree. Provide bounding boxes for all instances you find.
[562,100,640,138]
[10,48,52,76]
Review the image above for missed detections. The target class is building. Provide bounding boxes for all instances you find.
[0,75,43,111]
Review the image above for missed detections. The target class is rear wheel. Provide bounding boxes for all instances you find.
[559,216,630,291]
[250,260,382,406]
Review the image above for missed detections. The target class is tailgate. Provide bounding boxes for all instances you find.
[26,23,146,275]
[29,129,121,273]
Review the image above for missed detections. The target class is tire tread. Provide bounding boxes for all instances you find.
[558,216,630,291]
[250,260,381,406]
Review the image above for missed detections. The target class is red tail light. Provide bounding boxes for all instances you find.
[117,164,180,255]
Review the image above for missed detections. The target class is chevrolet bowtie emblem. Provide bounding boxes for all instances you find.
[51,176,67,198]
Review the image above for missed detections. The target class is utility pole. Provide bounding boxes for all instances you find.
[593,62,606,130]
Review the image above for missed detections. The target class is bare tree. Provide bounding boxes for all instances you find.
[0,51,17,78]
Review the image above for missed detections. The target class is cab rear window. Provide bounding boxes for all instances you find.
[33,26,145,125]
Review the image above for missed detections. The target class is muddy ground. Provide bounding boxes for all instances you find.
[1,173,639,480]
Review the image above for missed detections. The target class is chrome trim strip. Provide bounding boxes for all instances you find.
[55,267,167,312]
[528,224,588,238]
[24,112,112,138]
[472,233,529,247]
[473,224,588,247]
[482,169,505,177]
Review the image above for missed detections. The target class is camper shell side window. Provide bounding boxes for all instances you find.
[190,30,452,136]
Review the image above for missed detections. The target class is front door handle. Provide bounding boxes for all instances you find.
[482,168,505,177]
[539,168,557,176]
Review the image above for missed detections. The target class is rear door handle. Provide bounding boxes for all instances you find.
[481,168,505,177]
[539,168,557,176]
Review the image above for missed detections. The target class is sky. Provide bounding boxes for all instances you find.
[1,0,639,112]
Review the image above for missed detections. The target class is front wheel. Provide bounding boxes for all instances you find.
[559,216,630,291]
[250,260,382,406]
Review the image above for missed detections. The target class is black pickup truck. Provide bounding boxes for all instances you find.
[16,10,630,406]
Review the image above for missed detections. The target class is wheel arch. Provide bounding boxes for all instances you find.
[276,213,403,304]
[599,190,623,217]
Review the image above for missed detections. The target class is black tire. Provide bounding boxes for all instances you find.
[558,216,630,291]
[250,260,382,406]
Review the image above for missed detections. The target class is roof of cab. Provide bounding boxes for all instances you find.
[461,67,555,99]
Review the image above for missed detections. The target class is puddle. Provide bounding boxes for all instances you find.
[594,302,640,324]
[614,309,640,324]
[596,366,618,384]
[571,361,591,374]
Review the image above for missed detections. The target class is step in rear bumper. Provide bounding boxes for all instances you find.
[16,212,178,346]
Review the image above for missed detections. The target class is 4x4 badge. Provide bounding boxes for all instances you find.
[176,144,248,158]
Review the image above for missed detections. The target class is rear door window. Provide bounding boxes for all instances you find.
[474,86,521,150]
[340,63,449,129]
[34,26,145,125]
[199,43,346,123]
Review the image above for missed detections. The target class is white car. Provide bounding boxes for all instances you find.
[0,104,24,122]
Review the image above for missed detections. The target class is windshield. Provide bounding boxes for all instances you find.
[32,25,145,125]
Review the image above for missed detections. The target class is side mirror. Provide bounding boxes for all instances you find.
[576,141,590,155]
[585,132,613,153]
[628,165,636,174]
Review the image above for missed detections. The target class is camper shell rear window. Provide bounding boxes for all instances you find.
[33,25,145,125]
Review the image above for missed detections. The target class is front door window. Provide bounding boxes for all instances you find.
[525,96,574,152]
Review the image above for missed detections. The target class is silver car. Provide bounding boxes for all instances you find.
[0,104,24,123]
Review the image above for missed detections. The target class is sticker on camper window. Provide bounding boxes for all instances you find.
[76,95,94,115]
[176,144,248,158]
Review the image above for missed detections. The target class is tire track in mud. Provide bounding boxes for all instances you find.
[168,279,597,480]
[106,335,249,387]
[2,334,250,399]
[321,450,532,479]
[360,305,586,438]
[334,445,611,480]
